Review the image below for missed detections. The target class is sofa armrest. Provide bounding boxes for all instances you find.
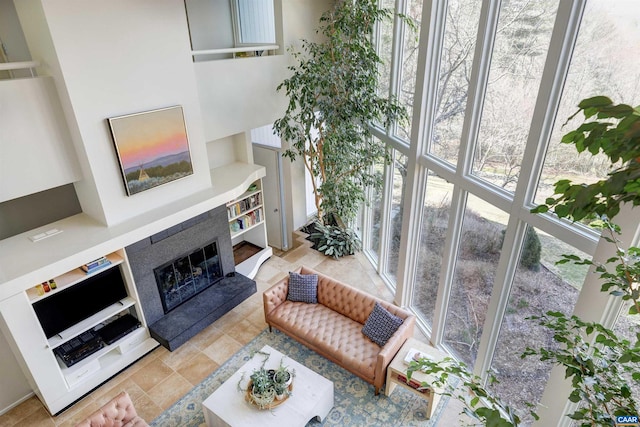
[373,314,416,393]
[263,280,289,321]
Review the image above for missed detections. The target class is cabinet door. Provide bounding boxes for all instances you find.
[0,293,67,406]
[0,321,31,412]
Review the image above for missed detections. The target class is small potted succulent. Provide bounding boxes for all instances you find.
[238,352,295,408]
[248,368,276,409]
[272,360,295,400]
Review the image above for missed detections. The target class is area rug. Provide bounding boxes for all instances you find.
[151,329,451,426]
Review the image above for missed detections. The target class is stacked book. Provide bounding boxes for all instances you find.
[227,193,262,219]
[81,256,112,273]
[236,209,262,230]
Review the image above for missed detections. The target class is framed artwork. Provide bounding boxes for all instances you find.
[108,106,193,196]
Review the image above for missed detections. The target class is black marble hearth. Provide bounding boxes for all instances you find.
[126,206,256,351]
[148,273,255,350]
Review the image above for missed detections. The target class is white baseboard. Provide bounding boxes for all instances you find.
[0,391,34,416]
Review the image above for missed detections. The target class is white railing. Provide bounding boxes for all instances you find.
[0,61,39,77]
[192,45,279,58]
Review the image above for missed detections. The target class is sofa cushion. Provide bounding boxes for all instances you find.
[268,301,379,380]
[75,391,148,427]
[362,302,404,347]
[287,272,318,304]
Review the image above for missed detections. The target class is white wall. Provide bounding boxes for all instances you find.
[251,123,281,148]
[0,77,82,202]
[13,0,329,229]
[185,0,234,51]
[0,0,331,412]
[195,55,289,141]
[16,0,211,227]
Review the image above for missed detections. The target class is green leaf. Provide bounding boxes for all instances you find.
[578,96,612,109]
[568,389,581,403]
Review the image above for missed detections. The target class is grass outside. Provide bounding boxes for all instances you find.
[537,232,591,291]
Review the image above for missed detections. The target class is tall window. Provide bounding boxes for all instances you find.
[535,0,640,205]
[365,155,385,264]
[488,226,588,426]
[443,193,507,366]
[385,150,408,284]
[412,173,454,327]
[472,0,558,191]
[429,0,481,163]
[396,0,424,142]
[363,1,640,422]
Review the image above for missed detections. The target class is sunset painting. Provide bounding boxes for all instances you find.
[108,106,193,196]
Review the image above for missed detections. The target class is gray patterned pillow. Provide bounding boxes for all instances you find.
[362,302,404,347]
[287,272,318,304]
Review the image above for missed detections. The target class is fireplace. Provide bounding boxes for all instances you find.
[126,206,256,351]
[154,239,223,313]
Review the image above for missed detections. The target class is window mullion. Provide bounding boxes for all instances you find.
[377,149,395,278]
[387,0,406,137]
[472,218,526,379]
[514,1,587,213]
[455,0,502,177]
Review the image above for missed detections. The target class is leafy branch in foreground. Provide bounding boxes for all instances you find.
[406,357,535,426]
[522,216,640,426]
[530,95,640,425]
[522,312,639,426]
[531,96,640,222]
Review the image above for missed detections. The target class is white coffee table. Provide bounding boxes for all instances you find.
[202,345,334,427]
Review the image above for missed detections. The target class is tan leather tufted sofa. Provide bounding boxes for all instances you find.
[75,391,148,427]
[263,266,416,395]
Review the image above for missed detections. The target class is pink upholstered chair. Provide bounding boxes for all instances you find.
[75,391,148,427]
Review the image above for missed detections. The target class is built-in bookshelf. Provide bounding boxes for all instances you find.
[227,183,264,238]
[226,180,272,278]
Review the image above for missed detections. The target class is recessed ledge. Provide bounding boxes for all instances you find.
[0,162,265,299]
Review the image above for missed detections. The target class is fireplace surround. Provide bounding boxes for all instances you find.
[126,206,256,350]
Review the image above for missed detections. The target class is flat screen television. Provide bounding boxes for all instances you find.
[33,267,128,339]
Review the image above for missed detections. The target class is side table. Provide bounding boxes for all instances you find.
[385,337,448,419]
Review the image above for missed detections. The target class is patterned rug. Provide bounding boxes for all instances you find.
[151,329,451,426]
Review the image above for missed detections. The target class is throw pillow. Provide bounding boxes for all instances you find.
[286,272,318,304]
[362,302,404,347]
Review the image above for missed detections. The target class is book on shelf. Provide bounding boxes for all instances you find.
[227,193,262,220]
[81,256,111,273]
[396,373,429,394]
[234,209,263,231]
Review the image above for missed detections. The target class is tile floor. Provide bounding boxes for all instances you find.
[0,232,465,426]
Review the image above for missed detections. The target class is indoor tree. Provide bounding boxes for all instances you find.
[273,0,407,250]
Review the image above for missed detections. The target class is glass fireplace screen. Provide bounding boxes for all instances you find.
[153,240,223,313]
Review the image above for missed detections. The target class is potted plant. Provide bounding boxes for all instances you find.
[238,352,295,408]
[273,0,409,257]
[248,367,276,409]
